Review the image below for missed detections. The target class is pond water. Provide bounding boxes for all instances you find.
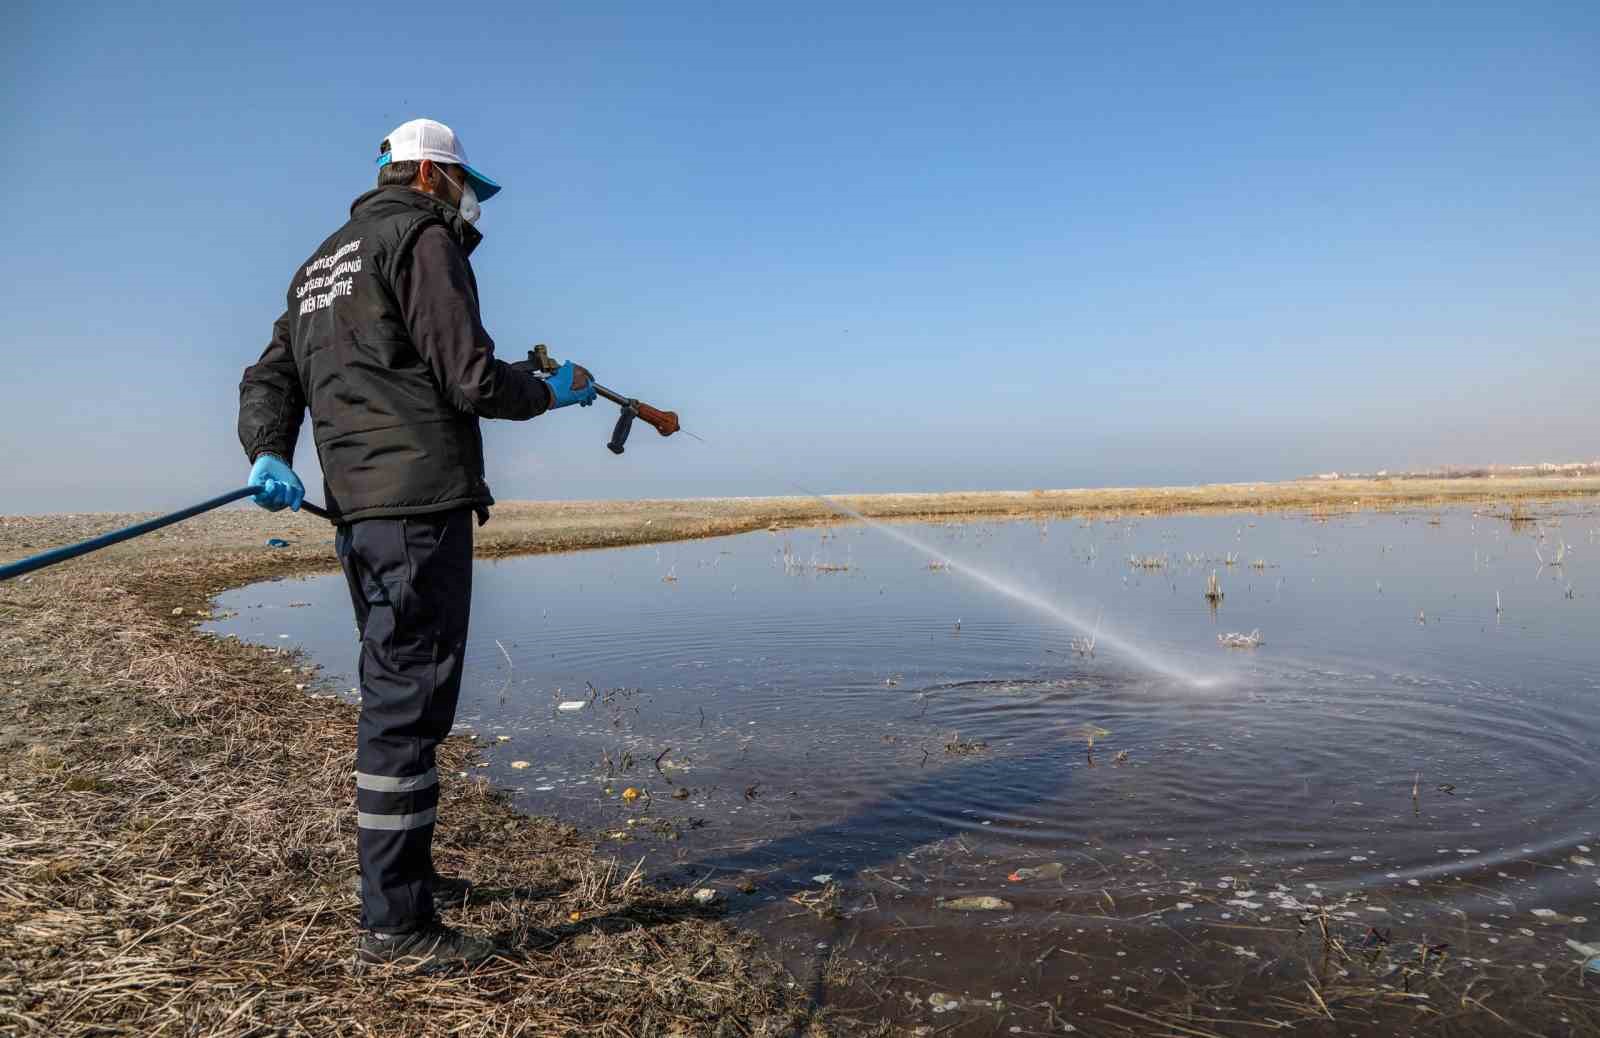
[209,502,1600,1032]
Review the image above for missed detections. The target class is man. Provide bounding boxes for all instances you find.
[237,118,597,972]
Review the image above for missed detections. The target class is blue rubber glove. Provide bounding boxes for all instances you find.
[545,360,598,409]
[248,454,305,512]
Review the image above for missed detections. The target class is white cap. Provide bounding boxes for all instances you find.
[377,118,501,201]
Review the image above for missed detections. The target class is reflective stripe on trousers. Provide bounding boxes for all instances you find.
[357,807,438,831]
[356,768,439,793]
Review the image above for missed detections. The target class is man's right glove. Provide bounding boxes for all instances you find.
[248,454,305,512]
[544,360,598,409]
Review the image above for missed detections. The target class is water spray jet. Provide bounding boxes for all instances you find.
[795,488,1216,688]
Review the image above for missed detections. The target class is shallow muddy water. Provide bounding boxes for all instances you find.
[211,502,1600,1032]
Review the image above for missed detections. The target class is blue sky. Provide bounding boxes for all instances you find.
[3,2,1596,511]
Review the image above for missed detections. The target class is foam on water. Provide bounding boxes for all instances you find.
[799,489,1215,687]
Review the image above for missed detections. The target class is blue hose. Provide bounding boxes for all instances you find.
[0,488,334,584]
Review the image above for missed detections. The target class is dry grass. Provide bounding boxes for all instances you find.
[8,477,1600,578]
[0,557,812,1036]
[5,477,1600,1035]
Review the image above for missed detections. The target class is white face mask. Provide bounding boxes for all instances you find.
[438,168,480,225]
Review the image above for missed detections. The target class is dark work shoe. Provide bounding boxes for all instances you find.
[348,872,475,909]
[353,921,499,974]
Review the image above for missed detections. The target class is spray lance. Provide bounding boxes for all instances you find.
[523,344,685,454]
[0,347,688,583]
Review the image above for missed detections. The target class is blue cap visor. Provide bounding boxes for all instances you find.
[375,152,500,201]
[463,164,500,202]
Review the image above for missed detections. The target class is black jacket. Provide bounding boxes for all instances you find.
[238,187,550,522]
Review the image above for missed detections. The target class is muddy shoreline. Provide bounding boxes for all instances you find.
[5,477,1600,1036]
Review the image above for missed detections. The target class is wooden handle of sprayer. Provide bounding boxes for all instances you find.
[539,347,680,438]
[634,401,679,437]
[592,384,678,436]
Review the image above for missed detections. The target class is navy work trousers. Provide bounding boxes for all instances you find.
[335,508,474,933]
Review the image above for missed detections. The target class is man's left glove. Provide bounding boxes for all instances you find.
[248,454,305,512]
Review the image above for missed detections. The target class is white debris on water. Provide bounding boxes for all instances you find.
[1567,939,1600,971]
[938,895,1014,912]
[557,700,588,712]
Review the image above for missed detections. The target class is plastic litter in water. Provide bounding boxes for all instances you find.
[1566,940,1600,973]
[937,895,1014,912]
[557,700,588,712]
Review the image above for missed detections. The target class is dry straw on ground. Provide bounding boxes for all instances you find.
[0,557,810,1037]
